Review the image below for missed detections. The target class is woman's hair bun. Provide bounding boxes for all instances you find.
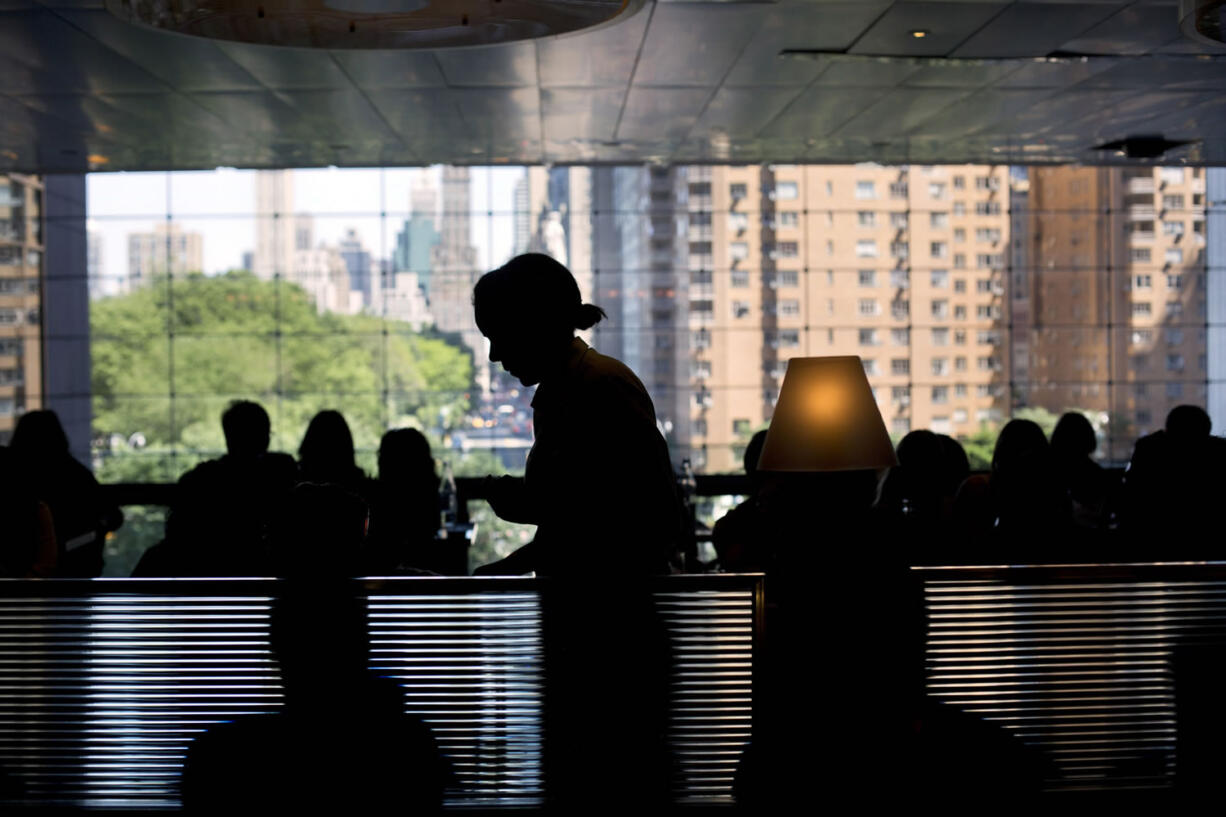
[574,302,608,330]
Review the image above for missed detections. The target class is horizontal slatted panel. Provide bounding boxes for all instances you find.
[0,576,760,809]
[921,567,1226,792]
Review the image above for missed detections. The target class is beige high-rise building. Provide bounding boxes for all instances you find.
[254,169,297,282]
[0,174,43,441]
[686,164,1012,472]
[126,223,203,290]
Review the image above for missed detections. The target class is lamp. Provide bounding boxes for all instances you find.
[756,356,897,472]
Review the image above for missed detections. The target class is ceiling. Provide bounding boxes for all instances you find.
[2,0,1226,173]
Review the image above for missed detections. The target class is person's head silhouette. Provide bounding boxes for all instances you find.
[377,428,437,486]
[1166,404,1211,441]
[221,400,271,459]
[1051,412,1097,459]
[743,429,768,476]
[991,419,1048,472]
[895,429,943,472]
[10,410,69,459]
[473,253,606,386]
[298,410,358,481]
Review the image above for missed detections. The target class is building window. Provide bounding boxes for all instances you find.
[978,356,1001,371]
[773,241,799,258]
[856,240,878,258]
[954,305,967,320]
[975,228,1001,242]
[1159,167,1184,184]
[953,176,965,190]
[954,279,967,294]
[1167,274,1183,289]
[774,181,799,200]
[855,181,876,199]
[859,298,880,316]
[730,242,749,261]
[955,357,967,372]
[931,386,949,404]
[859,328,878,346]
[890,212,908,229]
[953,202,967,216]
[890,242,909,259]
[1167,300,1183,316]
[692,360,712,379]
[953,253,966,269]
[731,301,751,319]
[892,418,911,435]
[889,182,908,199]
[976,253,1004,269]
[730,269,749,287]
[730,183,748,199]
[1131,329,1153,345]
[778,211,798,227]
[974,201,1001,216]
[858,269,876,287]
[1165,248,1183,264]
[930,242,948,259]
[1165,328,1184,345]
[780,299,800,316]
[954,330,967,345]
[975,176,1000,191]
[892,386,910,402]
[779,269,799,287]
[690,299,714,316]
[728,212,749,231]
[1134,274,1153,289]
[931,328,949,346]
[858,211,876,227]
[891,358,910,375]
[891,299,910,319]
[931,416,951,433]
[1162,194,1185,211]
[932,358,949,376]
[890,270,909,288]
[931,300,948,318]
[862,359,877,375]
[928,183,946,199]
[1130,248,1152,263]
[891,328,910,346]
[976,305,1000,319]
[930,212,948,229]
[1163,220,1185,237]
[1166,382,1184,399]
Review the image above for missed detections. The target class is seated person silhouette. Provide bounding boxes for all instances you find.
[180,483,450,813]
[297,410,375,502]
[134,401,296,577]
[10,410,122,577]
[711,429,770,572]
[1050,412,1109,529]
[1120,404,1226,547]
[0,446,57,578]
[365,428,441,575]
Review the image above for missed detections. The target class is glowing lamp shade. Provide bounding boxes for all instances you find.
[756,356,898,472]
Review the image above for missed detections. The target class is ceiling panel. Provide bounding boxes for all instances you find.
[724,3,892,87]
[434,42,538,87]
[616,87,711,141]
[0,0,1225,170]
[849,2,1009,57]
[328,51,448,89]
[54,9,262,93]
[951,2,1124,58]
[537,9,650,88]
[632,4,765,87]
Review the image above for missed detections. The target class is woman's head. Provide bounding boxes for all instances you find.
[1051,412,1097,458]
[991,419,1049,472]
[472,253,606,386]
[378,428,437,486]
[299,410,357,479]
[10,410,69,458]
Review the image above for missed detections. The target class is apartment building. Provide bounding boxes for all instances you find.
[687,164,1012,472]
[127,222,203,290]
[0,174,43,441]
[1019,166,1208,461]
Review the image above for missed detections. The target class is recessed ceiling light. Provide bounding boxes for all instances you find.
[910,29,929,39]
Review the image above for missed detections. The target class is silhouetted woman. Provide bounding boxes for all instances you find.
[1051,412,1108,529]
[0,447,57,577]
[366,428,440,573]
[296,410,372,499]
[10,410,122,576]
[470,253,679,807]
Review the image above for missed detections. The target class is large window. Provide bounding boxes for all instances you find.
[74,163,1220,506]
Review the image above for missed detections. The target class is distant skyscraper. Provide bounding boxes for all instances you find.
[337,228,375,308]
[126,222,203,289]
[86,225,110,298]
[254,170,296,282]
[392,173,440,294]
[429,167,486,396]
[291,246,355,315]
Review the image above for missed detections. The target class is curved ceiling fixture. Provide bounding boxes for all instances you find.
[1180,0,1226,46]
[105,0,644,49]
